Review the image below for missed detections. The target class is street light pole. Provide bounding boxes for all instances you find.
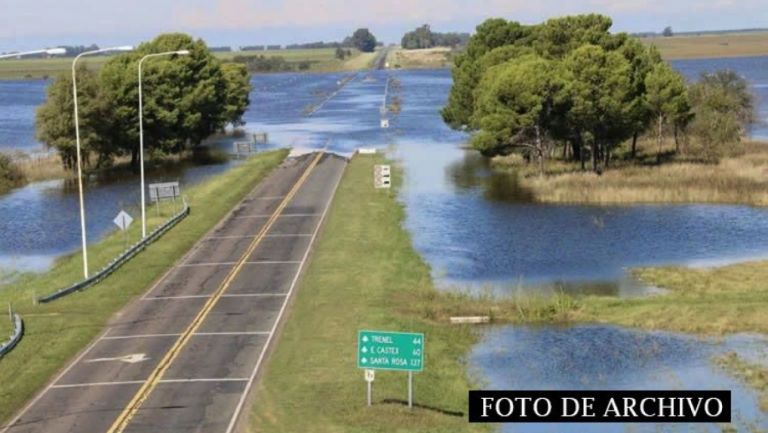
[0,47,66,60]
[138,50,190,238]
[72,46,133,279]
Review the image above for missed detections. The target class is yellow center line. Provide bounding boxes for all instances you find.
[106,151,324,433]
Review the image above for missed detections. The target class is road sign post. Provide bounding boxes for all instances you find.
[365,369,375,406]
[357,330,424,408]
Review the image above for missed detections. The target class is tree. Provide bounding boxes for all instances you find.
[687,70,754,158]
[662,26,674,37]
[644,62,689,163]
[100,33,230,170]
[349,28,377,53]
[442,18,531,128]
[36,65,113,169]
[471,55,569,175]
[620,39,663,158]
[564,44,633,172]
[220,63,252,127]
[334,47,347,60]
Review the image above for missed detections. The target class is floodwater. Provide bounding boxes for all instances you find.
[2,56,768,431]
[470,325,768,432]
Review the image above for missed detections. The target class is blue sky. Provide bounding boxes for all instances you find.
[1,0,767,50]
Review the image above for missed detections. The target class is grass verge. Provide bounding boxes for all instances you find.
[0,149,288,424]
[247,155,487,433]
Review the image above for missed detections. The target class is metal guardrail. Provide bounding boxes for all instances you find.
[38,203,191,303]
[0,313,23,358]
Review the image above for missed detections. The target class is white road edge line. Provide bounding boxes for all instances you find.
[0,327,113,433]
[225,157,346,433]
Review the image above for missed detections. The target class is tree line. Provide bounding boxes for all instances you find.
[36,33,252,172]
[401,24,470,49]
[442,15,754,174]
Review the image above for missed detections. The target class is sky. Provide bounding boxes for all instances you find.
[1,0,767,50]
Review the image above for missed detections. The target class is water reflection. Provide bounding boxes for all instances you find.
[446,151,535,203]
[471,324,768,433]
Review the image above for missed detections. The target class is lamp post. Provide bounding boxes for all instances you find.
[138,50,190,238]
[0,47,66,60]
[72,46,133,278]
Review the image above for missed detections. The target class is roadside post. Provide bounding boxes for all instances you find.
[357,330,424,408]
[374,165,391,189]
[365,369,375,406]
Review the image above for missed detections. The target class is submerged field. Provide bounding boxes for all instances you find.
[0,149,287,424]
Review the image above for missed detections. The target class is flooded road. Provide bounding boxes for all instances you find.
[2,57,768,431]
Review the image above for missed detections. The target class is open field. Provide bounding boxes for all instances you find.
[247,155,486,433]
[493,139,768,206]
[0,48,378,80]
[387,47,454,69]
[0,149,287,424]
[641,32,768,59]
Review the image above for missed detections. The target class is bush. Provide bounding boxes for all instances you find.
[0,153,26,193]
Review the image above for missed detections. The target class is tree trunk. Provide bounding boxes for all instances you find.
[656,115,664,165]
[604,147,610,168]
[591,142,598,173]
[631,132,638,159]
[674,124,680,153]
[535,125,544,177]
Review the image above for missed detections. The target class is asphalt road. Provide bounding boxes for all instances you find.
[2,151,348,433]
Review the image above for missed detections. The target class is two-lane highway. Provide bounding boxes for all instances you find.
[2,151,348,433]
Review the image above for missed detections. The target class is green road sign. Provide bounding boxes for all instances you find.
[357,330,424,372]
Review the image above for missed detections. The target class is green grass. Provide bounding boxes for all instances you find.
[641,32,768,59]
[0,48,377,80]
[0,149,288,424]
[247,155,487,433]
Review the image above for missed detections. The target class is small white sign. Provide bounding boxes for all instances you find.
[365,369,375,382]
[374,165,392,189]
[113,210,133,231]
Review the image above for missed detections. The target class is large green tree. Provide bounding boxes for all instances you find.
[348,28,377,53]
[471,55,568,175]
[100,33,230,169]
[441,19,531,128]
[36,65,113,169]
[564,44,633,171]
[644,62,689,163]
[220,63,252,127]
